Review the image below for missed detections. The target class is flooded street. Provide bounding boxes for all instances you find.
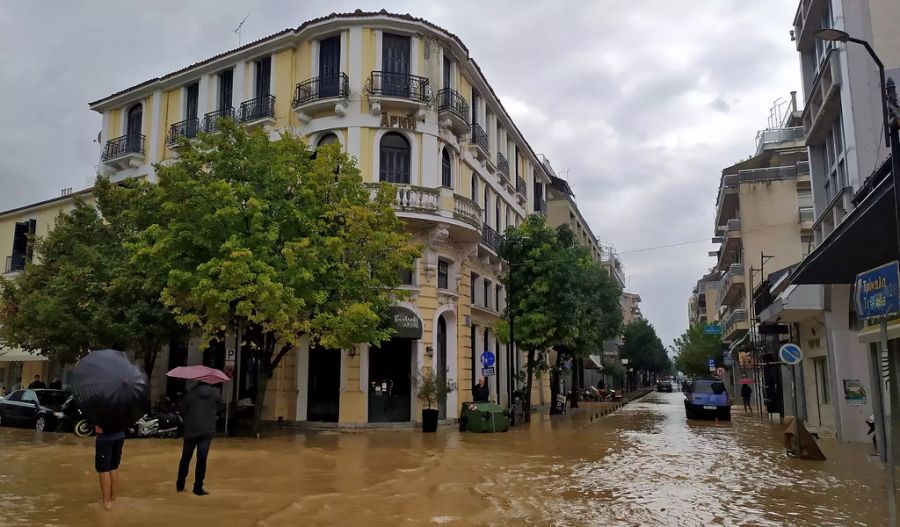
[0,391,887,526]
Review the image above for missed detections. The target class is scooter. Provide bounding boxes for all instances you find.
[128,411,182,438]
[61,396,94,437]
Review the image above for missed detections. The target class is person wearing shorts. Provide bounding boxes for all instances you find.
[95,426,125,511]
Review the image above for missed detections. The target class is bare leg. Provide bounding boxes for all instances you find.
[99,472,112,511]
[110,470,119,501]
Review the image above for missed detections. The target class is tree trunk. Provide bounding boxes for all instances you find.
[549,351,564,415]
[251,369,270,437]
[523,349,536,423]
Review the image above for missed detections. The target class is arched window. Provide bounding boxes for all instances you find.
[126,104,143,147]
[441,148,452,188]
[317,133,339,148]
[379,132,411,183]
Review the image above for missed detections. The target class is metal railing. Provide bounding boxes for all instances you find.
[722,308,748,336]
[516,176,527,196]
[481,224,501,252]
[203,107,235,133]
[756,126,805,152]
[437,88,470,126]
[167,118,200,145]
[4,254,25,274]
[293,73,350,106]
[239,95,276,123]
[365,71,431,102]
[797,160,810,175]
[453,194,482,228]
[799,207,815,222]
[102,134,144,161]
[738,165,797,182]
[497,153,509,178]
[472,123,488,153]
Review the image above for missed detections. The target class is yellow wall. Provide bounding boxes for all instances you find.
[162,88,181,161]
[273,48,294,130]
[361,28,376,114]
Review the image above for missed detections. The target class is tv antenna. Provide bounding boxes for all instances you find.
[234,12,251,46]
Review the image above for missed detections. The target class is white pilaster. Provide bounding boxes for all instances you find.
[374,30,383,70]
[234,61,246,105]
[197,74,210,117]
[148,90,163,168]
[421,133,438,187]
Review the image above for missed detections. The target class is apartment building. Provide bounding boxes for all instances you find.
[2,11,559,427]
[787,0,900,442]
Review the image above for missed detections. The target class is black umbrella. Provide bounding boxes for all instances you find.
[72,349,149,433]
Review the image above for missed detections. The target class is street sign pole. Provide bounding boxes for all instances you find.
[791,364,799,455]
[885,315,900,527]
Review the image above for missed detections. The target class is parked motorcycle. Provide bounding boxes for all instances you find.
[128,411,182,438]
[61,395,94,437]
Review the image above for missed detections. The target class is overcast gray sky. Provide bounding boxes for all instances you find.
[0,1,801,348]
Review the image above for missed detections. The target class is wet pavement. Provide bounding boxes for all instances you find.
[0,391,887,526]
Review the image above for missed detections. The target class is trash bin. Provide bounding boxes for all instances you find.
[459,402,510,433]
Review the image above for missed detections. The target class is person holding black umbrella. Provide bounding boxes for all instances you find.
[176,381,220,496]
[94,424,125,511]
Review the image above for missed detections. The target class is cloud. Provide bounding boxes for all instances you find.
[0,0,801,347]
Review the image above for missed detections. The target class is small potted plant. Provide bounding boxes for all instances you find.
[416,366,456,433]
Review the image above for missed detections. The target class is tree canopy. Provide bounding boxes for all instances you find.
[132,120,420,431]
[621,319,672,383]
[673,323,724,377]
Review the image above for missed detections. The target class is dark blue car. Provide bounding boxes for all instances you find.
[684,379,731,420]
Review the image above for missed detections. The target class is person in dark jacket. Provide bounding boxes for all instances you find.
[28,375,46,389]
[741,383,753,414]
[176,382,220,495]
[473,376,490,402]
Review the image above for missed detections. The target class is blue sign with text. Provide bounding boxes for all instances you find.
[480,351,495,368]
[704,324,722,335]
[855,261,900,321]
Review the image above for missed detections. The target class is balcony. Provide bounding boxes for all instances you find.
[793,0,830,51]
[4,254,25,275]
[364,184,482,235]
[292,73,350,123]
[437,88,470,135]
[802,48,842,146]
[799,207,815,229]
[737,165,798,183]
[453,194,482,229]
[101,133,145,168]
[721,308,749,342]
[496,153,510,180]
[203,107,235,133]
[471,124,489,161]
[239,95,276,127]
[481,224,501,253]
[167,118,200,146]
[718,263,745,308]
[365,71,431,116]
[755,126,805,154]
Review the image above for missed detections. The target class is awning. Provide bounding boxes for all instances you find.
[387,306,422,339]
[0,348,48,363]
[584,354,605,370]
[790,174,898,285]
[758,284,825,323]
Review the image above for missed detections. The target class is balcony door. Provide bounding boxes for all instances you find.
[319,36,341,98]
[382,33,410,97]
[126,104,142,139]
[379,132,410,184]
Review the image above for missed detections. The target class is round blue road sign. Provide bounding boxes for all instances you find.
[779,343,802,365]
[480,351,495,368]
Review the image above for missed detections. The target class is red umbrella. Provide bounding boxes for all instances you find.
[167,365,230,385]
[739,378,755,385]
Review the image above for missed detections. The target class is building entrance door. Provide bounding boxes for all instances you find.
[368,338,412,422]
[437,315,447,419]
[307,347,340,422]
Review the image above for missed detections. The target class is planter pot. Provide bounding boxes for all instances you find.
[422,408,439,433]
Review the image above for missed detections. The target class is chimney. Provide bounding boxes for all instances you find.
[790,91,798,113]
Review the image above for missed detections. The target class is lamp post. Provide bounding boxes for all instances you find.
[814,28,900,526]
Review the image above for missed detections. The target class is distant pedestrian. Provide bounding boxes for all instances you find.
[176,382,220,496]
[49,378,62,390]
[28,375,46,389]
[741,383,753,413]
[94,425,125,511]
[473,377,490,402]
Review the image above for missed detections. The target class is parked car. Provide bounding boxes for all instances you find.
[0,389,69,431]
[656,381,673,392]
[684,379,731,420]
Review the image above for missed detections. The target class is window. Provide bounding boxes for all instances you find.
[438,260,449,290]
[823,114,846,201]
[471,176,479,202]
[495,200,501,232]
[217,69,233,110]
[484,190,490,226]
[255,56,271,97]
[317,133,339,148]
[126,103,143,139]
[813,5,833,71]
[495,284,502,312]
[471,272,480,305]
[484,279,492,310]
[472,90,480,125]
[21,390,37,404]
[399,266,414,286]
[319,36,341,98]
[441,148,452,188]
[443,54,452,90]
[814,358,830,404]
[379,132,411,183]
[6,390,23,402]
[185,82,199,120]
[533,181,544,211]
[9,219,35,271]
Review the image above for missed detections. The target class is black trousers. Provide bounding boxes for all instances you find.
[177,435,212,491]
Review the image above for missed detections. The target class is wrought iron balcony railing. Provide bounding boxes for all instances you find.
[102,134,144,161]
[481,224,501,252]
[203,108,235,133]
[437,88,470,125]
[365,71,431,102]
[497,153,509,178]
[293,73,350,106]
[4,254,26,274]
[239,95,276,123]
[516,176,527,196]
[167,118,201,145]
[472,124,488,153]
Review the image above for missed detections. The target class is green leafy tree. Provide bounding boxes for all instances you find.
[673,323,723,377]
[132,121,419,433]
[0,178,180,379]
[621,319,670,386]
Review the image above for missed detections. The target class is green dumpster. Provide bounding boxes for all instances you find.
[459,402,510,432]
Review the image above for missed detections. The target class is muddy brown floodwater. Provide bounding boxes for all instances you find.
[0,391,888,526]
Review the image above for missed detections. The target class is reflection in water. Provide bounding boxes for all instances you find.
[0,392,886,526]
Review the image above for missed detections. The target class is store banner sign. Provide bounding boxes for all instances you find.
[855,261,900,321]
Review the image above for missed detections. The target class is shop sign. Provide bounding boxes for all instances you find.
[388,306,422,339]
[855,261,900,320]
[843,379,867,405]
[380,113,417,130]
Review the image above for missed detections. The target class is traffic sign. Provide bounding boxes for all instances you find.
[779,343,802,365]
[482,367,495,377]
[480,351,495,368]
[723,351,734,367]
[855,261,900,321]
[708,358,716,372]
[704,324,722,335]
